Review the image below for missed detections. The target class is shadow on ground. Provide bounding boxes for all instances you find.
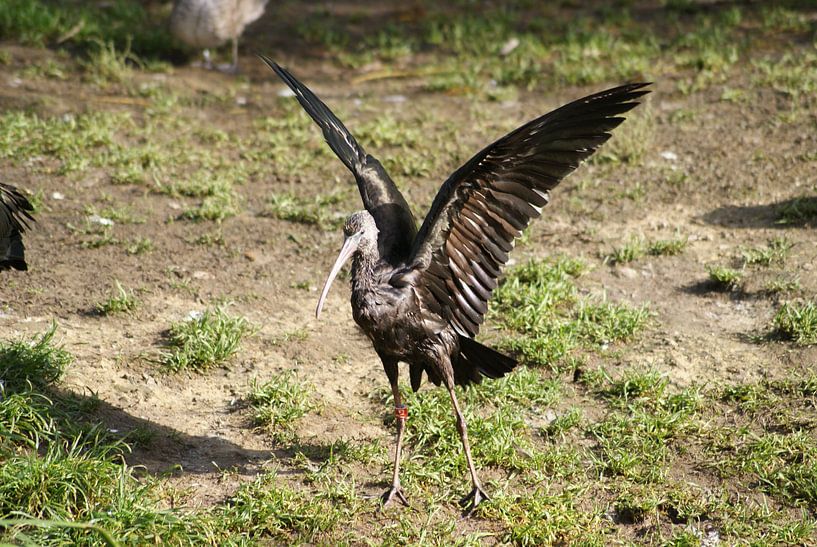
[700,196,817,229]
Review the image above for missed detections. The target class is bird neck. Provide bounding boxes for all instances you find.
[351,243,379,293]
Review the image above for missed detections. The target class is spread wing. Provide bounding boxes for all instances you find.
[260,56,417,264]
[0,183,35,271]
[404,83,651,337]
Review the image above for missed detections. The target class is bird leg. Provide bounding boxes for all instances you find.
[201,49,213,70]
[216,38,240,73]
[446,385,489,515]
[381,360,409,508]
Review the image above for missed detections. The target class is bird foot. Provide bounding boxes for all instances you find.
[459,485,489,516]
[380,485,410,508]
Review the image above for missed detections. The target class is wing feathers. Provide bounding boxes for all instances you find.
[410,82,651,337]
[261,56,417,262]
[1,183,35,271]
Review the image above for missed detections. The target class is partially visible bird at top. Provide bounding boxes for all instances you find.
[262,55,650,514]
[0,183,35,272]
[170,0,269,72]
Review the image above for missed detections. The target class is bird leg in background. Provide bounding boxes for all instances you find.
[381,360,409,507]
[201,49,213,70]
[446,384,489,515]
[215,38,240,73]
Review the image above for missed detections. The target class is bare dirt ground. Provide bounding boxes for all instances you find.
[1,0,816,544]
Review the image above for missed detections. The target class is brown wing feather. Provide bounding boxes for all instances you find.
[406,83,651,337]
[1,183,35,271]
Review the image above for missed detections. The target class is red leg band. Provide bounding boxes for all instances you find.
[394,405,408,420]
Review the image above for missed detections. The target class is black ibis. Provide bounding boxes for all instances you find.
[170,0,269,71]
[262,55,649,513]
[0,183,34,271]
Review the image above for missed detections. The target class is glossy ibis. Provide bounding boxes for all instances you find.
[170,0,268,71]
[0,183,34,272]
[262,55,649,513]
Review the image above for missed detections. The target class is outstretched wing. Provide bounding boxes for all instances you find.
[404,83,651,337]
[260,56,417,264]
[0,183,35,271]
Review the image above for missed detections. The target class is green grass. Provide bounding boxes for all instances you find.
[607,237,646,264]
[773,302,817,346]
[161,307,254,373]
[248,373,316,441]
[492,257,649,370]
[3,327,817,544]
[765,276,801,295]
[0,0,176,60]
[0,323,71,390]
[161,172,241,223]
[95,280,139,315]
[265,190,346,230]
[742,237,792,266]
[776,196,817,225]
[608,236,688,264]
[706,265,743,291]
[591,106,654,166]
[647,237,688,256]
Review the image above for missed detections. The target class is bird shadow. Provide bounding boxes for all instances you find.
[0,374,272,477]
[698,196,817,229]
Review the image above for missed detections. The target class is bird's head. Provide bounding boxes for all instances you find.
[316,211,378,319]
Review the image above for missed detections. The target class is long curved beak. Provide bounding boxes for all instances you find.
[316,232,361,319]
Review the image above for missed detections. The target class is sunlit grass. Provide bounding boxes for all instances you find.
[161,307,254,372]
[493,257,649,369]
[773,301,817,346]
[249,373,316,441]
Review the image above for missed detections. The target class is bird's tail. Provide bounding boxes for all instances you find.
[0,234,28,271]
[454,335,517,387]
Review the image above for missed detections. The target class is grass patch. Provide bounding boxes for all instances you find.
[95,280,139,315]
[607,237,646,265]
[0,0,176,60]
[493,256,648,370]
[742,237,792,266]
[776,196,817,225]
[608,236,688,264]
[765,276,801,295]
[773,301,817,346]
[249,373,315,441]
[161,307,254,372]
[219,472,343,542]
[0,323,71,390]
[591,105,654,166]
[706,265,743,291]
[265,190,346,230]
[647,237,688,256]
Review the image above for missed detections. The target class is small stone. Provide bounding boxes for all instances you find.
[192,270,212,280]
[500,37,520,56]
[88,214,114,226]
[660,150,678,161]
